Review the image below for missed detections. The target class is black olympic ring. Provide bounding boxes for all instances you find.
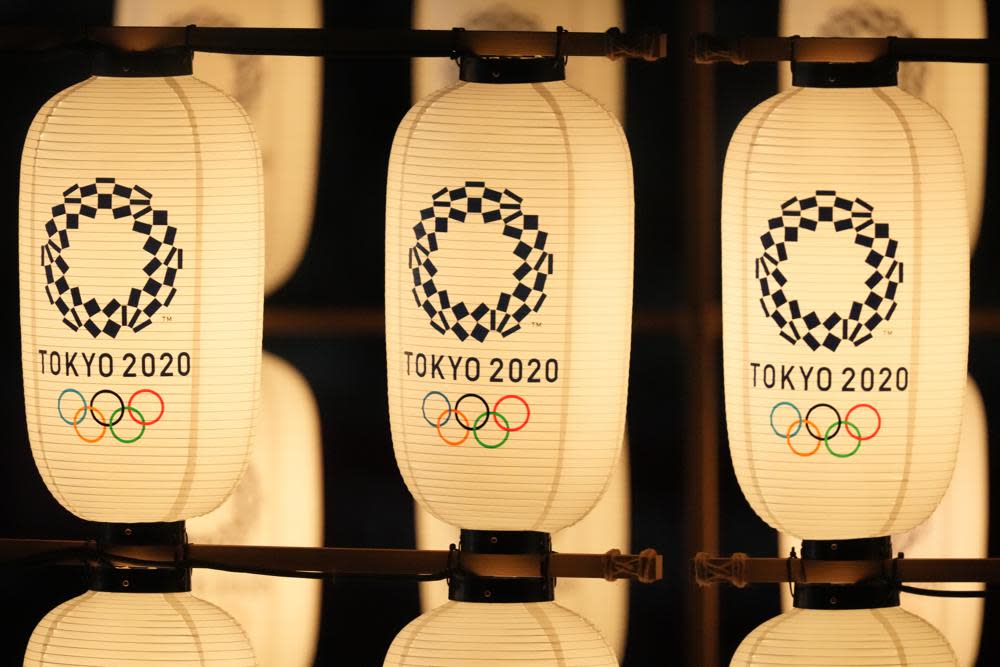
[454,393,490,431]
[804,403,840,441]
[88,389,125,427]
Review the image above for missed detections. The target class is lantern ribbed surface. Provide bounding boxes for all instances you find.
[731,607,956,666]
[19,74,264,522]
[24,591,256,666]
[721,83,968,539]
[385,77,633,533]
[384,601,618,666]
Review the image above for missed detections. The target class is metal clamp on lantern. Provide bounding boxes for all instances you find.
[791,537,898,610]
[91,521,191,593]
[448,530,554,603]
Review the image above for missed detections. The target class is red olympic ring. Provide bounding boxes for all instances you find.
[845,403,881,441]
[128,388,165,425]
[492,395,530,432]
[436,409,471,447]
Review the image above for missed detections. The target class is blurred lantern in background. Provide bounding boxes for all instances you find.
[779,0,987,246]
[384,601,618,667]
[778,377,988,665]
[188,352,323,667]
[19,49,263,523]
[731,606,956,666]
[411,1,629,656]
[24,590,256,666]
[115,0,322,293]
[112,5,327,663]
[721,59,969,540]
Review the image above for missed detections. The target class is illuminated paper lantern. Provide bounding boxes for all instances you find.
[24,591,255,666]
[187,352,323,667]
[413,0,624,121]
[721,60,969,539]
[731,607,956,666]
[115,0,322,292]
[416,444,630,657]
[384,601,618,667]
[385,56,633,533]
[779,0,987,248]
[778,378,988,665]
[18,51,264,522]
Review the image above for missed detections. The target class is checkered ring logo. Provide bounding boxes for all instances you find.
[408,181,553,342]
[756,190,903,351]
[40,179,183,338]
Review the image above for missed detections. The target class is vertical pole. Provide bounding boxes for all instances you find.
[679,0,720,665]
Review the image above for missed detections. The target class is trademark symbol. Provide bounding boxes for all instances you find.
[531,321,543,327]
[161,315,172,322]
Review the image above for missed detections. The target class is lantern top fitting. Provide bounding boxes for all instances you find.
[459,56,566,84]
[792,60,898,88]
[91,45,193,77]
[448,530,555,604]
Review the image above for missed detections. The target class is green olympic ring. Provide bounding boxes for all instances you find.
[472,411,511,449]
[108,406,146,445]
[824,420,862,459]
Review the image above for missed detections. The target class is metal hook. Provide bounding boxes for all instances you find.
[787,546,798,599]
[450,26,465,70]
[555,25,568,66]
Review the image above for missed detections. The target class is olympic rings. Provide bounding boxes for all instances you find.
[436,409,471,447]
[474,412,511,449]
[770,401,881,459]
[825,421,862,458]
[72,405,106,444]
[90,389,125,427]
[455,394,490,431]
[493,395,530,432]
[109,406,147,444]
[786,419,821,457]
[128,389,165,426]
[422,391,450,427]
[59,388,165,444]
[57,389,86,425]
[422,391,530,449]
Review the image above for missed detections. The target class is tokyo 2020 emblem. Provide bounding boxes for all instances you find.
[409,181,553,343]
[41,178,183,338]
[756,190,903,351]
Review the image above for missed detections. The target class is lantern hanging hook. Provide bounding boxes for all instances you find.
[450,27,465,70]
[786,546,799,598]
[555,25,569,66]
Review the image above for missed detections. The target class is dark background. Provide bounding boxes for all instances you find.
[1,1,997,665]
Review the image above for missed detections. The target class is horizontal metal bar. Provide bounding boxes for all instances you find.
[0,538,662,583]
[694,35,1000,64]
[0,26,666,60]
[694,553,1000,587]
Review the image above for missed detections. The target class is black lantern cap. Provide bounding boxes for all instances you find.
[448,529,555,603]
[792,60,898,88]
[91,46,193,77]
[793,536,899,610]
[460,56,566,83]
[91,521,191,593]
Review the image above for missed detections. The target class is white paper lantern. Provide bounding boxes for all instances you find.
[384,601,618,666]
[114,0,322,292]
[19,58,264,522]
[416,443,630,658]
[779,0,987,249]
[187,352,323,667]
[385,58,633,533]
[731,607,956,666]
[721,62,969,540]
[778,377,989,665]
[24,591,256,666]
